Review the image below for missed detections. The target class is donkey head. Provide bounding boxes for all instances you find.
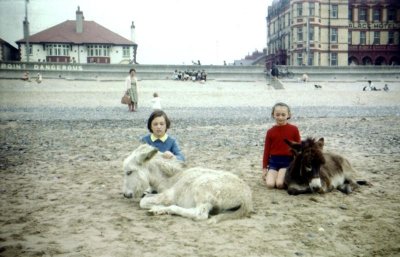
[122,144,158,199]
[285,138,326,192]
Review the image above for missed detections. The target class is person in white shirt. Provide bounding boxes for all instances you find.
[151,92,162,110]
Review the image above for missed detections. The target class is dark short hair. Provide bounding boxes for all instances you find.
[271,102,292,119]
[129,68,136,74]
[147,110,171,133]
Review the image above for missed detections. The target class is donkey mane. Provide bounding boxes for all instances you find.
[148,156,184,177]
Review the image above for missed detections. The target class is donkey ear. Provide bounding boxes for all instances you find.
[284,139,302,154]
[284,139,293,147]
[137,144,159,164]
[317,138,324,149]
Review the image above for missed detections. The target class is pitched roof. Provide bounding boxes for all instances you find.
[0,37,17,49]
[16,20,136,46]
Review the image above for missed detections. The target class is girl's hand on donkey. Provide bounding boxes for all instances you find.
[162,151,175,159]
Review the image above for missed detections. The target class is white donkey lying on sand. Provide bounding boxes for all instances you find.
[122,144,253,223]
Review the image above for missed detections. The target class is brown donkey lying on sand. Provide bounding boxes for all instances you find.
[284,138,367,195]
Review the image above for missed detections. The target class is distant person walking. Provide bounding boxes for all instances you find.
[125,68,139,112]
[271,64,279,79]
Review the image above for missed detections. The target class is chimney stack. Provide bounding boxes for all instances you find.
[76,6,84,33]
[131,21,136,43]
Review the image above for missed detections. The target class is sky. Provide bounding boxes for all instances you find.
[0,0,273,65]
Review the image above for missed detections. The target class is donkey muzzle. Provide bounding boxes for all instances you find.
[309,178,322,192]
[123,192,133,198]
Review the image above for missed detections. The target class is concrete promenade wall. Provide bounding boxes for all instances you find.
[0,62,266,81]
[0,62,399,83]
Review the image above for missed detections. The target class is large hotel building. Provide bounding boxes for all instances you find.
[265,0,400,68]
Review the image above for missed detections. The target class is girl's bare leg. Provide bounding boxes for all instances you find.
[265,169,278,189]
[276,168,287,189]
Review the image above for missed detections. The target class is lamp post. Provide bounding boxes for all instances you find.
[23,0,30,62]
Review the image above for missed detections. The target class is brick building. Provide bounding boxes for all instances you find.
[16,7,138,64]
[265,0,400,69]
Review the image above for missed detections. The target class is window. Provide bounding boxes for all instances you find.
[309,26,314,41]
[348,31,352,44]
[359,8,367,21]
[122,46,130,58]
[319,27,321,41]
[331,28,338,43]
[330,53,338,66]
[373,9,381,22]
[309,3,315,16]
[388,31,394,44]
[360,31,366,45]
[388,9,395,21]
[87,45,110,57]
[319,4,321,17]
[331,5,338,18]
[297,3,302,16]
[297,53,303,66]
[26,44,32,55]
[318,52,321,65]
[308,52,314,66]
[349,7,353,21]
[46,44,69,56]
[298,27,303,41]
[373,32,380,44]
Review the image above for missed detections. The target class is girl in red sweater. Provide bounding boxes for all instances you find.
[262,102,301,189]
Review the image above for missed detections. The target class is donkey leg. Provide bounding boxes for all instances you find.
[140,193,171,209]
[148,203,213,220]
[337,177,360,194]
[287,183,312,195]
[337,184,352,194]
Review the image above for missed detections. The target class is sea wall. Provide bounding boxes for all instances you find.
[0,62,265,81]
[0,61,399,82]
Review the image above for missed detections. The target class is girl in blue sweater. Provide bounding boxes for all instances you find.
[141,110,185,161]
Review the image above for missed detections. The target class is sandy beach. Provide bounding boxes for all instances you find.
[1,78,400,257]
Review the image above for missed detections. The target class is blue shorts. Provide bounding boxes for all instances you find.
[268,155,293,171]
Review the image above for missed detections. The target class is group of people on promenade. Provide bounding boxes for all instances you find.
[172,69,207,82]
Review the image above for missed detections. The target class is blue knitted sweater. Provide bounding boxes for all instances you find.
[141,134,185,161]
